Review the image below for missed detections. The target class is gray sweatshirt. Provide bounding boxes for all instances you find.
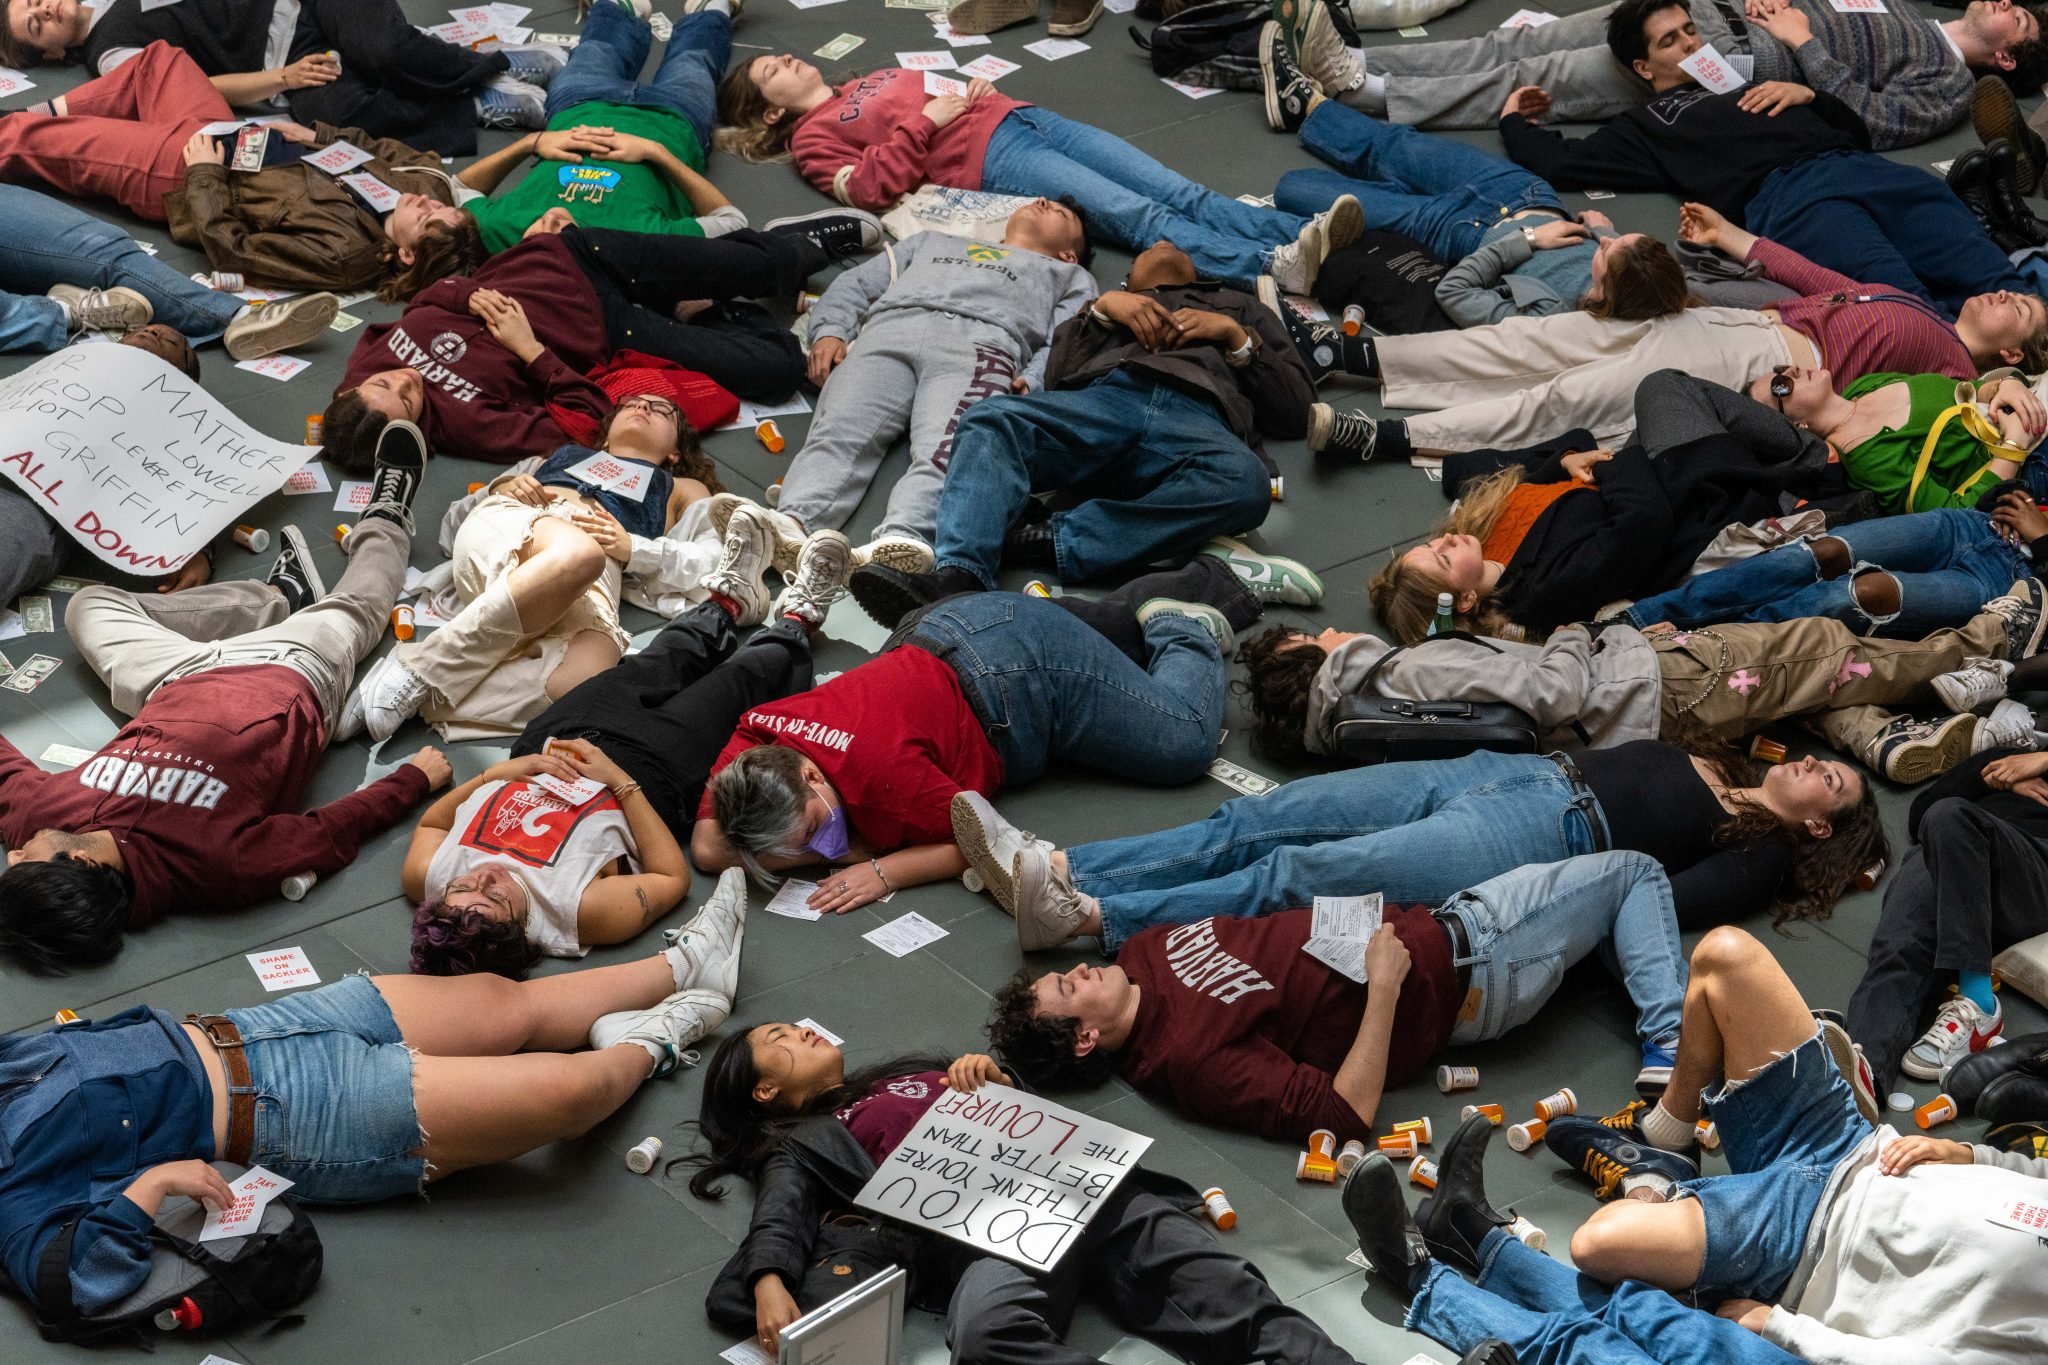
[805,230,1097,389]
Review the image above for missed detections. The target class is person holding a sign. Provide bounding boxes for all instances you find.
[0,423,438,972]
[691,1029,1378,1363]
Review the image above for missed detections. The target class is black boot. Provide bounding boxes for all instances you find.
[1951,149,2034,254]
[1974,74,2047,194]
[1414,1114,1512,1276]
[1949,1030,2048,1125]
[1986,139,2048,246]
[847,563,984,629]
[1340,1153,1431,1301]
[1001,519,1058,568]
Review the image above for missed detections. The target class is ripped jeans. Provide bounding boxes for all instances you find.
[1623,509,2027,640]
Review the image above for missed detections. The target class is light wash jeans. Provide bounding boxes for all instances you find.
[1440,852,1683,1055]
[546,2,727,146]
[1070,750,1603,951]
[980,107,1308,289]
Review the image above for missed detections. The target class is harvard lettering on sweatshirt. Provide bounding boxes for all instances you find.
[0,665,430,926]
[342,232,612,463]
[1115,906,1460,1142]
[790,69,1024,211]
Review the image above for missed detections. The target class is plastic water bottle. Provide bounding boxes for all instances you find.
[1427,591,1454,636]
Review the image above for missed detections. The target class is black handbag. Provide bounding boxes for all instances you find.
[1329,634,1540,766]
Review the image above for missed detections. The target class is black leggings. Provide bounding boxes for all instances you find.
[510,603,812,833]
[288,0,507,155]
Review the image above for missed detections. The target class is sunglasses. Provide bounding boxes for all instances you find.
[1769,365,1794,414]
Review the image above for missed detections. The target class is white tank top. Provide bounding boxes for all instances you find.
[424,778,638,959]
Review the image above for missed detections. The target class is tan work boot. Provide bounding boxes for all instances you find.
[1048,0,1103,35]
[946,0,1038,35]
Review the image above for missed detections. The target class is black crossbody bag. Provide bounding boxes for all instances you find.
[1330,633,1541,766]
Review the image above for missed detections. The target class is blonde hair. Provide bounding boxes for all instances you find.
[1367,466,1526,644]
[715,62,797,162]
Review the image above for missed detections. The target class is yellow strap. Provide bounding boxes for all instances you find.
[1909,404,2021,512]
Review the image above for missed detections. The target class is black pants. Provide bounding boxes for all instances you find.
[564,226,818,403]
[288,0,507,155]
[1845,797,2048,1092]
[944,1183,1358,1365]
[1052,556,1262,667]
[510,603,812,833]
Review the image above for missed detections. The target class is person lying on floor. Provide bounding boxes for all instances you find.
[402,597,814,977]
[0,425,435,972]
[985,851,1688,1143]
[1349,925,2048,1364]
[692,588,1236,913]
[1235,583,2045,786]
[689,1028,1375,1364]
[0,876,745,1325]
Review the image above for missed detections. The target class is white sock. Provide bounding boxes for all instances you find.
[624,1037,667,1066]
[1619,1172,1674,1200]
[1343,70,1388,116]
[1640,1101,1697,1151]
[228,304,251,326]
[698,0,733,14]
[53,299,73,329]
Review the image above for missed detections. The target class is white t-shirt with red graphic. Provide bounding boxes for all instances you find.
[423,778,638,958]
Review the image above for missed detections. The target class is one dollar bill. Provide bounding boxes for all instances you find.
[1208,756,1278,797]
[815,32,865,60]
[18,595,52,633]
[2,654,60,693]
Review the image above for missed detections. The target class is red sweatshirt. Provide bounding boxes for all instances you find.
[1115,906,1461,1143]
[343,233,614,463]
[0,666,430,926]
[790,69,1025,211]
[698,646,1002,851]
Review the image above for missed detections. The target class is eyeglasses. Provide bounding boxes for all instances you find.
[618,395,679,421]
[1769,365,1793,414]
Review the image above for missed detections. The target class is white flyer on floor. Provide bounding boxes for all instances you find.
[1302,892,1383,983]
[864,911,949,956]
[235,354,311,381]
[896,48,957,69]
[1162,77,1223,98]
[1024,36,1089,59]
[198,1166,296,1242]
[763,878,826,920]
[284,460,332,495]
[0,67,35,96]
[1677,42,1746,93]
[334,480,374,513]
[246,946,320,992]
[958,53,1020,80]
[930,17,991,46]
[719,393,812,430]
[38,743,95,770]
[1501,7,1558,24]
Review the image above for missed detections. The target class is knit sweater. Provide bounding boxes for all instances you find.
[1743,0,1973,150]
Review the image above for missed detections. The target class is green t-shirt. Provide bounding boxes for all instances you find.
[470,101,708,254]
[1840,372,2005,516]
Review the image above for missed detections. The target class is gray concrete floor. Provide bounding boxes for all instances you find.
[1,0,2039,1360]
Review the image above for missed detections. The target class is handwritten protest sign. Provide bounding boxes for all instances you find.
[0,347,304,575]
[854,1083,1151,1269]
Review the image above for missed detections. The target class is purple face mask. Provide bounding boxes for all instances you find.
[803,803,850,860]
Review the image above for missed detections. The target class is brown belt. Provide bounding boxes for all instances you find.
[186,1013,255,1165]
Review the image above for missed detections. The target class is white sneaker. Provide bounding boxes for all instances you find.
[773,530,853,627]
[1316,193,1364,257]
[1268,229,1322,296]
[707,492,807,576]
[1013,843,1097,952]
[1902,994,2003,1081]
[662,867,748,1003]
[1974,698,2038,754]
[950,791,1052,917]
[852,536,935,575]
[223,292,339,360]
[48,283,151,334]
[590,988,732,1076]
[337,653,427,743]
[1298,0,1364,92]
[702,505,778,626]
[1932,656,2011,712]
[476,75,548,129]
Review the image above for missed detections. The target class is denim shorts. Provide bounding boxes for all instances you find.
[1676,1030,1872,1300]
[222,974,426,1203]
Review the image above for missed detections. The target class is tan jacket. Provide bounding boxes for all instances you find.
[163,122,469,293]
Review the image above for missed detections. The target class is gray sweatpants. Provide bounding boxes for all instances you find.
[1364,0,1739,128]
[778,309,1023,544]
[64,516,410,731]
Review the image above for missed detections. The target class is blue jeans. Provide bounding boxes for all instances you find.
[545,3,728,147]
[904,592,1225,788]
[1275,100,1559,263]
[1070,750,1603,952]
[1407,1231,1801,1365]
[1623,509,2026,639]
[980,107,1309,289]
[222,974,426,1204]
[934,371,1269,586]
[1441,852,1684,1054]
[1679,1029,1873,1301]
[0,185,241,346]
[1750,151,2031,318]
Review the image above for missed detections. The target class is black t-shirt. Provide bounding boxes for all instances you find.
[1314,229,1457,336]
[1574,740,1794,928]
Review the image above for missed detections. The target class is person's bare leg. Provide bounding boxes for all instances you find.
[1571,1195,1708,1292]
[507,516,608,637]
[544,627,624,701]
[413,1045,656,1177]
[1658,926,1817,1125]
[370,954,677,1056]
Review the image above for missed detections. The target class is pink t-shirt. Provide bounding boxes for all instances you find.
[790,69,1025,211]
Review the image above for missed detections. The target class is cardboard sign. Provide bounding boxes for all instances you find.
[1678,42,1747,93]
[199,1166,295,1241]
[338,171,401,213]
[563,451,653,501]
[246,946,320,991]
[854,1083,1151,1269]
[0,348,305,575]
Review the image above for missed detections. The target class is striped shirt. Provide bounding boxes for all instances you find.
[1744,0,1972,150]
[1750,238,1978,382]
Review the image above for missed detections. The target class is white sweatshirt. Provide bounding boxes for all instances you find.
[1762,1127,2048,1364]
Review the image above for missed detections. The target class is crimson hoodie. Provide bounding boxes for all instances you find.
[342,233,613,463]
[1114,906,1461,1143]
[0,665,430,926]
[790,69,1025,211]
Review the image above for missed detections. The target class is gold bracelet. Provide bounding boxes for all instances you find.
[611,781,643,803]
[871,856,892,893]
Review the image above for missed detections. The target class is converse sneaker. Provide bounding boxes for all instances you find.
[223,292,339,360]
[499,43,569,86]
[951,790,1052,917]
[337,653,428,743]
[1308,402,1379,461]
[851,536,936,575]
[663,866,748,1003]
[703,504,779,626]
[1136,597,1236,651]
[1202,535,1325,607]
[1013,841,1097,951]
[707,492,806,575]
[361,418,427,530]
[48,283,151,334]
[1048,0,1104,35]
[1975,698,2039,753]
[1815,1011,1880,1123]
[1268,228,1324,296]
[1294,0,1364,94]
[765,208,885,260]
[589,987,731,1076]
[847,563,983,629]
[1317,193,1364,256]
[476,75,548,129]
[264,526,326,614]
[1986,577,2048,659]
[1635,1040,1677,1099]
[1868,711,1978,784]
[1543,1114,1699,1200]
[1260,20,1322,132]
[945,0,1038,35]
[1933,656,2012,712]
[774,529,854,627]
[1904,994,2005,1082]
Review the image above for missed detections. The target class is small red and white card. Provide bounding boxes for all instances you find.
[302,140,377,176]
[1678,43,1747,94]
[246,946,320,992]
[564,452,653,502]
[199,1167,296,1242]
